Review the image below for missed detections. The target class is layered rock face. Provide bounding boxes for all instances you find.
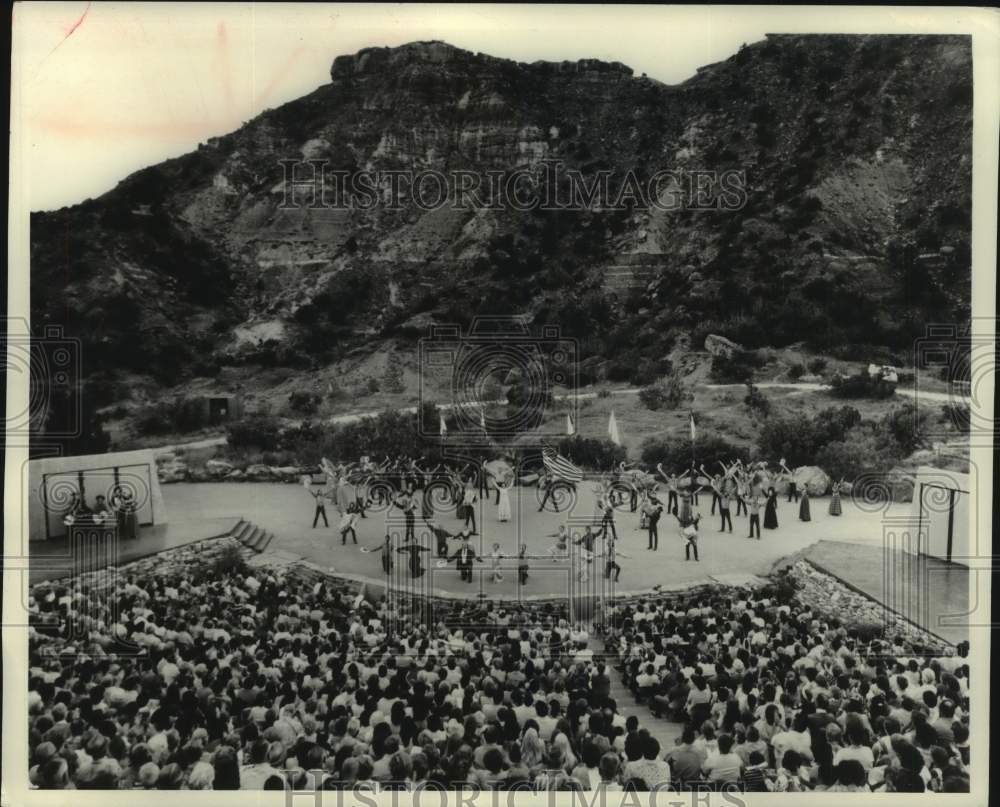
[30,36,972,410]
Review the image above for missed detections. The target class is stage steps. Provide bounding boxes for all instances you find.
[228,518,276,554]
[588,635,684,752]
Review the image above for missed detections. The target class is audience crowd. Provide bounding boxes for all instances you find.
[26,543,971,793]
[604,575,971,793]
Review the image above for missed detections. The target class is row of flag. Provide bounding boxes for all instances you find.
[438,407,697,447]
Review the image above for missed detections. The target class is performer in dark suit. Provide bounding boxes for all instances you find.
[396,541,430,578]
[424,519,457,557]
[448,538,481,583]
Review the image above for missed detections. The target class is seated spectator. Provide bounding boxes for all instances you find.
[702,733,742,785]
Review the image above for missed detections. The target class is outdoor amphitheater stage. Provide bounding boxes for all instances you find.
[800,540,970,646]
[144,482,941,601]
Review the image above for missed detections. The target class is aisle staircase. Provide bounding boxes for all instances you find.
[588,636,684,751]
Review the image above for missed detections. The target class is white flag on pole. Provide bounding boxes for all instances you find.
[608,410,622,446]
[689,411,697,443]
[439,414,447,436]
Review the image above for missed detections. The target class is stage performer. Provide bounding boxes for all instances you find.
[709,477,734,534]
[424,518,457,557]
[604,536,629,582]
[363,534,394,576]
[644,494,664,550]
[742,490,762,539]
[682,514,702,562]
[829,479,844,516]
[518,544,530,585]
[763,487,779,530]
[339,503,359,545]
[495,474,513,523]
[447,537,481,583]
[461,479,479,533]
[396,540,430,578]
[799,485,812,522]
[394,486,418,542]
[306,478,329,528]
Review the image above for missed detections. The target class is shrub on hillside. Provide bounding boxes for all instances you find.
[554,436,626,470]
[829,371,897,399]
[756,405,862,467]
[638,375,690,411]
[743,383,771,417]
[641,432,749,472]
[288,391,321,415]
[225,414,283,452]
[134,397,209,436]
[807,357,828,374]
[786,362,805,380]
[709,353,753,384]
[880,404,928,455]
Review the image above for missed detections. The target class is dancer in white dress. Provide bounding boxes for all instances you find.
[496,477,512,522]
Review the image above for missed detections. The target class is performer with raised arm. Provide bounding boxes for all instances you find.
[304,476,329,528]
[829,478,845,516]
[708,472,734,534]
[396,538,430,578]
[740,487,763,540]
[547,523,571,559]
[424,518,458,557]
[393,484,418,543]
[574,526,598,584]
[362,534,395,576]
[732,460,749,517]
[655,463,680,515]
[495,474,512,523]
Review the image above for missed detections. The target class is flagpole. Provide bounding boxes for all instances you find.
[689,410,696,477]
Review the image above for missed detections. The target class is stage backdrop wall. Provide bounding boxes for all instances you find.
[28,449,166,542]
[909,465,970,564]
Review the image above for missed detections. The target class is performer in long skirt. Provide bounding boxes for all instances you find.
[763,487,779,530]
[496,478,512,523]
[517,544,530,586]
[829,480,844,516]
[799,487,812,522]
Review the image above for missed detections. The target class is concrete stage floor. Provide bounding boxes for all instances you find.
[800,540,969,645]
[153,483,924,599]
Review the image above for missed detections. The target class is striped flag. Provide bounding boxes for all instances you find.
[542,446,584,483]
[566,413,575,435]
[689,411,697,443]
[439,414,447,437]
[608,410,622,446]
